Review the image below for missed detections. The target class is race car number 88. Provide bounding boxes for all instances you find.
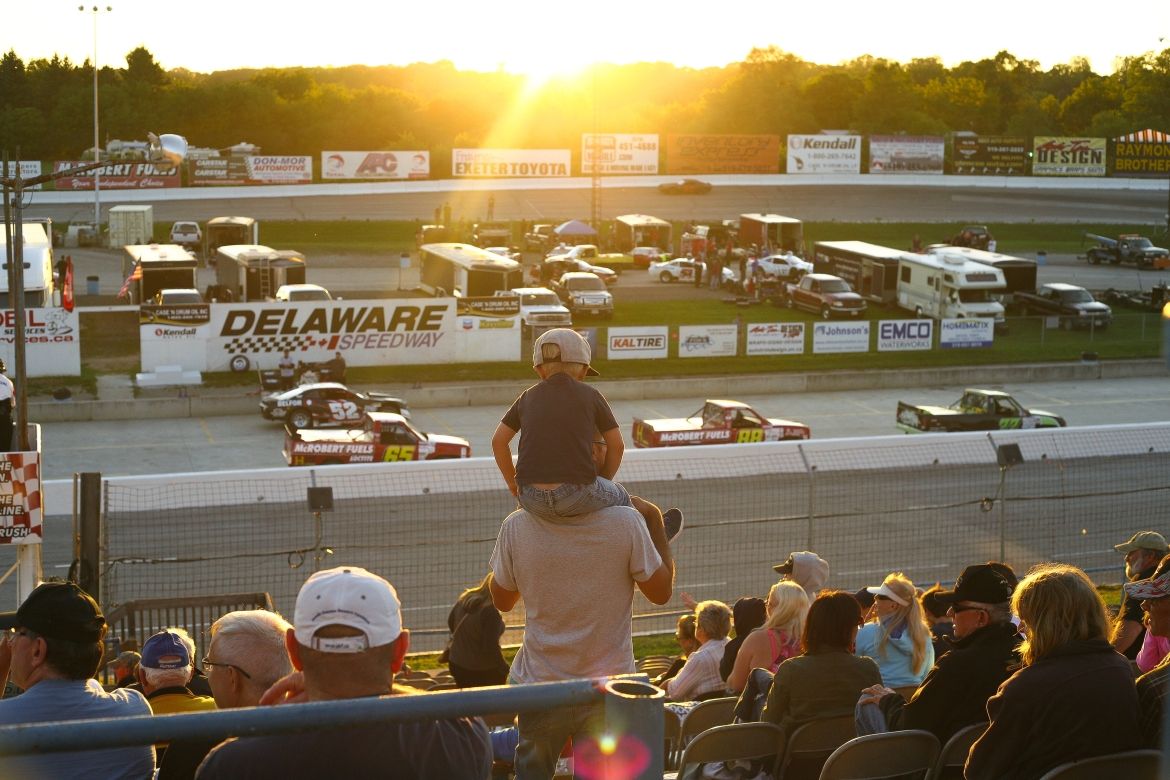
[735,428,764,443]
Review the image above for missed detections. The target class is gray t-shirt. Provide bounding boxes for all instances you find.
[490,506,663,684]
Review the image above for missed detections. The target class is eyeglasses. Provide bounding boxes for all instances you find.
[5,627,36,641]
[201,656,252,679]
[948,604,987,616]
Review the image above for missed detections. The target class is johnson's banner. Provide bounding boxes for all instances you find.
[786,135,861,174]
[1032,137,1106,176]
[452,149,570,177]
[666,135,779,174]
[52,160,180,190]
[322,151,430,180]
[952,136,1028,175]
[582,134,660,174]
[869,136,945,174]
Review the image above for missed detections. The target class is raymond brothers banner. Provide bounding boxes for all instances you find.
[1111,130,1170,178]
[1032,137,1106,176]
[666,135,779,174]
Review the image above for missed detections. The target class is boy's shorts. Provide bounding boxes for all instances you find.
[518,476,631,521]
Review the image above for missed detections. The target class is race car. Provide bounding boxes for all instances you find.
[260,382,410,429]
[649,257,705,283]
[284,412,470,466]
[632,399,810,448]
[896,389,1067,433]
[658,178,712,195]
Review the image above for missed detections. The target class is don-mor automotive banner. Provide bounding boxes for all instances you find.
[452,149,570,177]
[952,136,1028,175]
[322,151,430,180]
[786,135,861,174]
[666,135,779,174]
[1032,137,1106,176]
[581,134,660,174]
[869,136,945,174]
[0,308,80,377]
[244,156,313,184]
[52,161,180,190]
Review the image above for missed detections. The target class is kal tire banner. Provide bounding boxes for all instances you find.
[606,327,668,360]
[952,136,1028,175]
[1032,137,1106,176]
[666,135,779,174]
[582,134,659,174]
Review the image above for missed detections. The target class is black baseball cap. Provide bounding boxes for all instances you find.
[933,565,1013,606]
[0,582,105,642]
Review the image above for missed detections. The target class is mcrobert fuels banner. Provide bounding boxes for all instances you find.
[666,135,779,174]
[786,135,861,174]
[0,453,42,545]
[869,136,945,174]
[952,136,1028,175]
[1032,137,1106,176]
[1111,130,1170,178]
[245,156,313,184]
[52,160,180,190]
[582,134,660,174]
[0,308,80,377]
[322,151,430,180]
[452,149,570,177]
[678,325,738,357]
[606,327,668,360]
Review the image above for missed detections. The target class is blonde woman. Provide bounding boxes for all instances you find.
[854,572,933,690]
[965,564,1140,780]
[726,581,810,693]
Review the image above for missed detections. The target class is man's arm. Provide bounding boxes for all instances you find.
[631,496,674,605]
[1111,619,1144,654]
[489,572,520,612]
[599,426,624,481]
[491,423,519,496]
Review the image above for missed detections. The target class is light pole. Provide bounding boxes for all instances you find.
[81,5,112,230]
[1,134,186,451]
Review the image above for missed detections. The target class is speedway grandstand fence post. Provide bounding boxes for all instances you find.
[7,424,1170,655]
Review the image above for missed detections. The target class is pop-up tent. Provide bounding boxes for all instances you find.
[554,220,597,237]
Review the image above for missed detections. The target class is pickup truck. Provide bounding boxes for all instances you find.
[525,224,556,252]
[546,244,634,273]
[554,272,614,319]
[896,389,1066,433]
[284,411,470,466]
[1085,233,1170,269]
[472,221,511,247]
[784,273,867,319]
[632,399,810,448]
[169,221,202,251]
[1015,283,1112,329]
[492,287,572,328]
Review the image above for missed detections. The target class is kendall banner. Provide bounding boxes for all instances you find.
[452,149,570,177]
[786,135,861,174]
[1032,137,1106,176]
[321,151,430,180]
[868,136,945,174]
[666,135,779,174]
[582,134,660,174]
[0,308,81,377]
[52,160,180,190]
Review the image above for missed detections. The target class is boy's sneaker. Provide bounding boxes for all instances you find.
[663,508,684,542]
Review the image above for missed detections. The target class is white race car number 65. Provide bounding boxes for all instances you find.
[326,400,361,421]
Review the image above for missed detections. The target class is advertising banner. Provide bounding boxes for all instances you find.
[1032,137,1106,176]
[606,327,668,360]
[812,321,870,354]
[939,318,995,348]
[452,149,570,177]
[666,135,779,174]
[140,304,213,371]
[678,325,738,358]
[1112,130,1170,178]
[0,308,80,377]
[0,453,42,545]
[952,136,1028,175]
[321,151,430,180]
[454,297,520,362]
[745,322,804,355]
[786,135,861,174]
[876,319,933,352]
[244,156,313,184]
[189,157,251,186]
[581,134,659,174]
[2,161,43,190]
[52,160,180,190]
[868,136,945,174]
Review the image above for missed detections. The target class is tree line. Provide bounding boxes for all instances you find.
[1,45,1167,162]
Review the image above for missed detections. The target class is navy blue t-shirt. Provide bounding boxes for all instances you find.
[502,372,618,485]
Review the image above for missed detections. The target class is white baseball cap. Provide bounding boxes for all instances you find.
[293,566,403,653]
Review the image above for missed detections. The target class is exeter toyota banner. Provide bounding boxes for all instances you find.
[321,151,430,180]
[951,136,1028,175]
[52,160,180,190]
[666,135,779,174]
[786,135,861,174]
[452,149,570,177]
[868,136,945,174]
[244,156,313,184]
[0,308,81,377]
[1032,137,1106,177]
[581,134,660,174]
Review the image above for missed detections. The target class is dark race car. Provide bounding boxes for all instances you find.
[260,382,410,429]
[658,178,713,195]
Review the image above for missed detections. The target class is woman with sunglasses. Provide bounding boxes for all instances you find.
[855,573,933,697]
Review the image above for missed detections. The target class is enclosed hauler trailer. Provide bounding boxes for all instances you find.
[121,244,198,304]
[0,223,54,306]
[812,240,904,304]
[739,214,803,254]
[613,214,672,253]
[204,216,259,260]
[926,246,1037,310]
[417,243,522,297]
[215,245,306,302]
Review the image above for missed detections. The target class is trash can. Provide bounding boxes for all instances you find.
[86,275,99,295]
[1036,251,1047,266]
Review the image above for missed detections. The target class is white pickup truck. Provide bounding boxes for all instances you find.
[493,287,572,328]
[169,221,202,251]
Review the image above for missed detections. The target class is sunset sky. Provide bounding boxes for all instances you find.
[12,1,1169,80]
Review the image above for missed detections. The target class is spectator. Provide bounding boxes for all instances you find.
[965,564,1141,779]
[1125,554,1170,747]
[852,587,876,623]
[138,630,215,716]
[772,551,830,600]
[663,600,731,702]
[652,614,699,686]
[0,582,155,778]
[490,494,674,779]
[719,596,767,683]
[919,584,954,658]
[325,351,346,383]
[158,610,294,780]
[855,573,934,693]
[1111,531,1168,659]
[1136,629,1170,674]
[760,591,881,738]
[443,574,509,688]
[105,650,140,689]
[277,351,295,391]
[726,582,808,693]
[856,564,1021,744]
[197,566,492,778]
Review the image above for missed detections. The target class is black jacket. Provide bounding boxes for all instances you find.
[879,621,1021,743]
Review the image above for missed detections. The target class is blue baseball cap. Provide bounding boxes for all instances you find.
[140,630,190,670]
